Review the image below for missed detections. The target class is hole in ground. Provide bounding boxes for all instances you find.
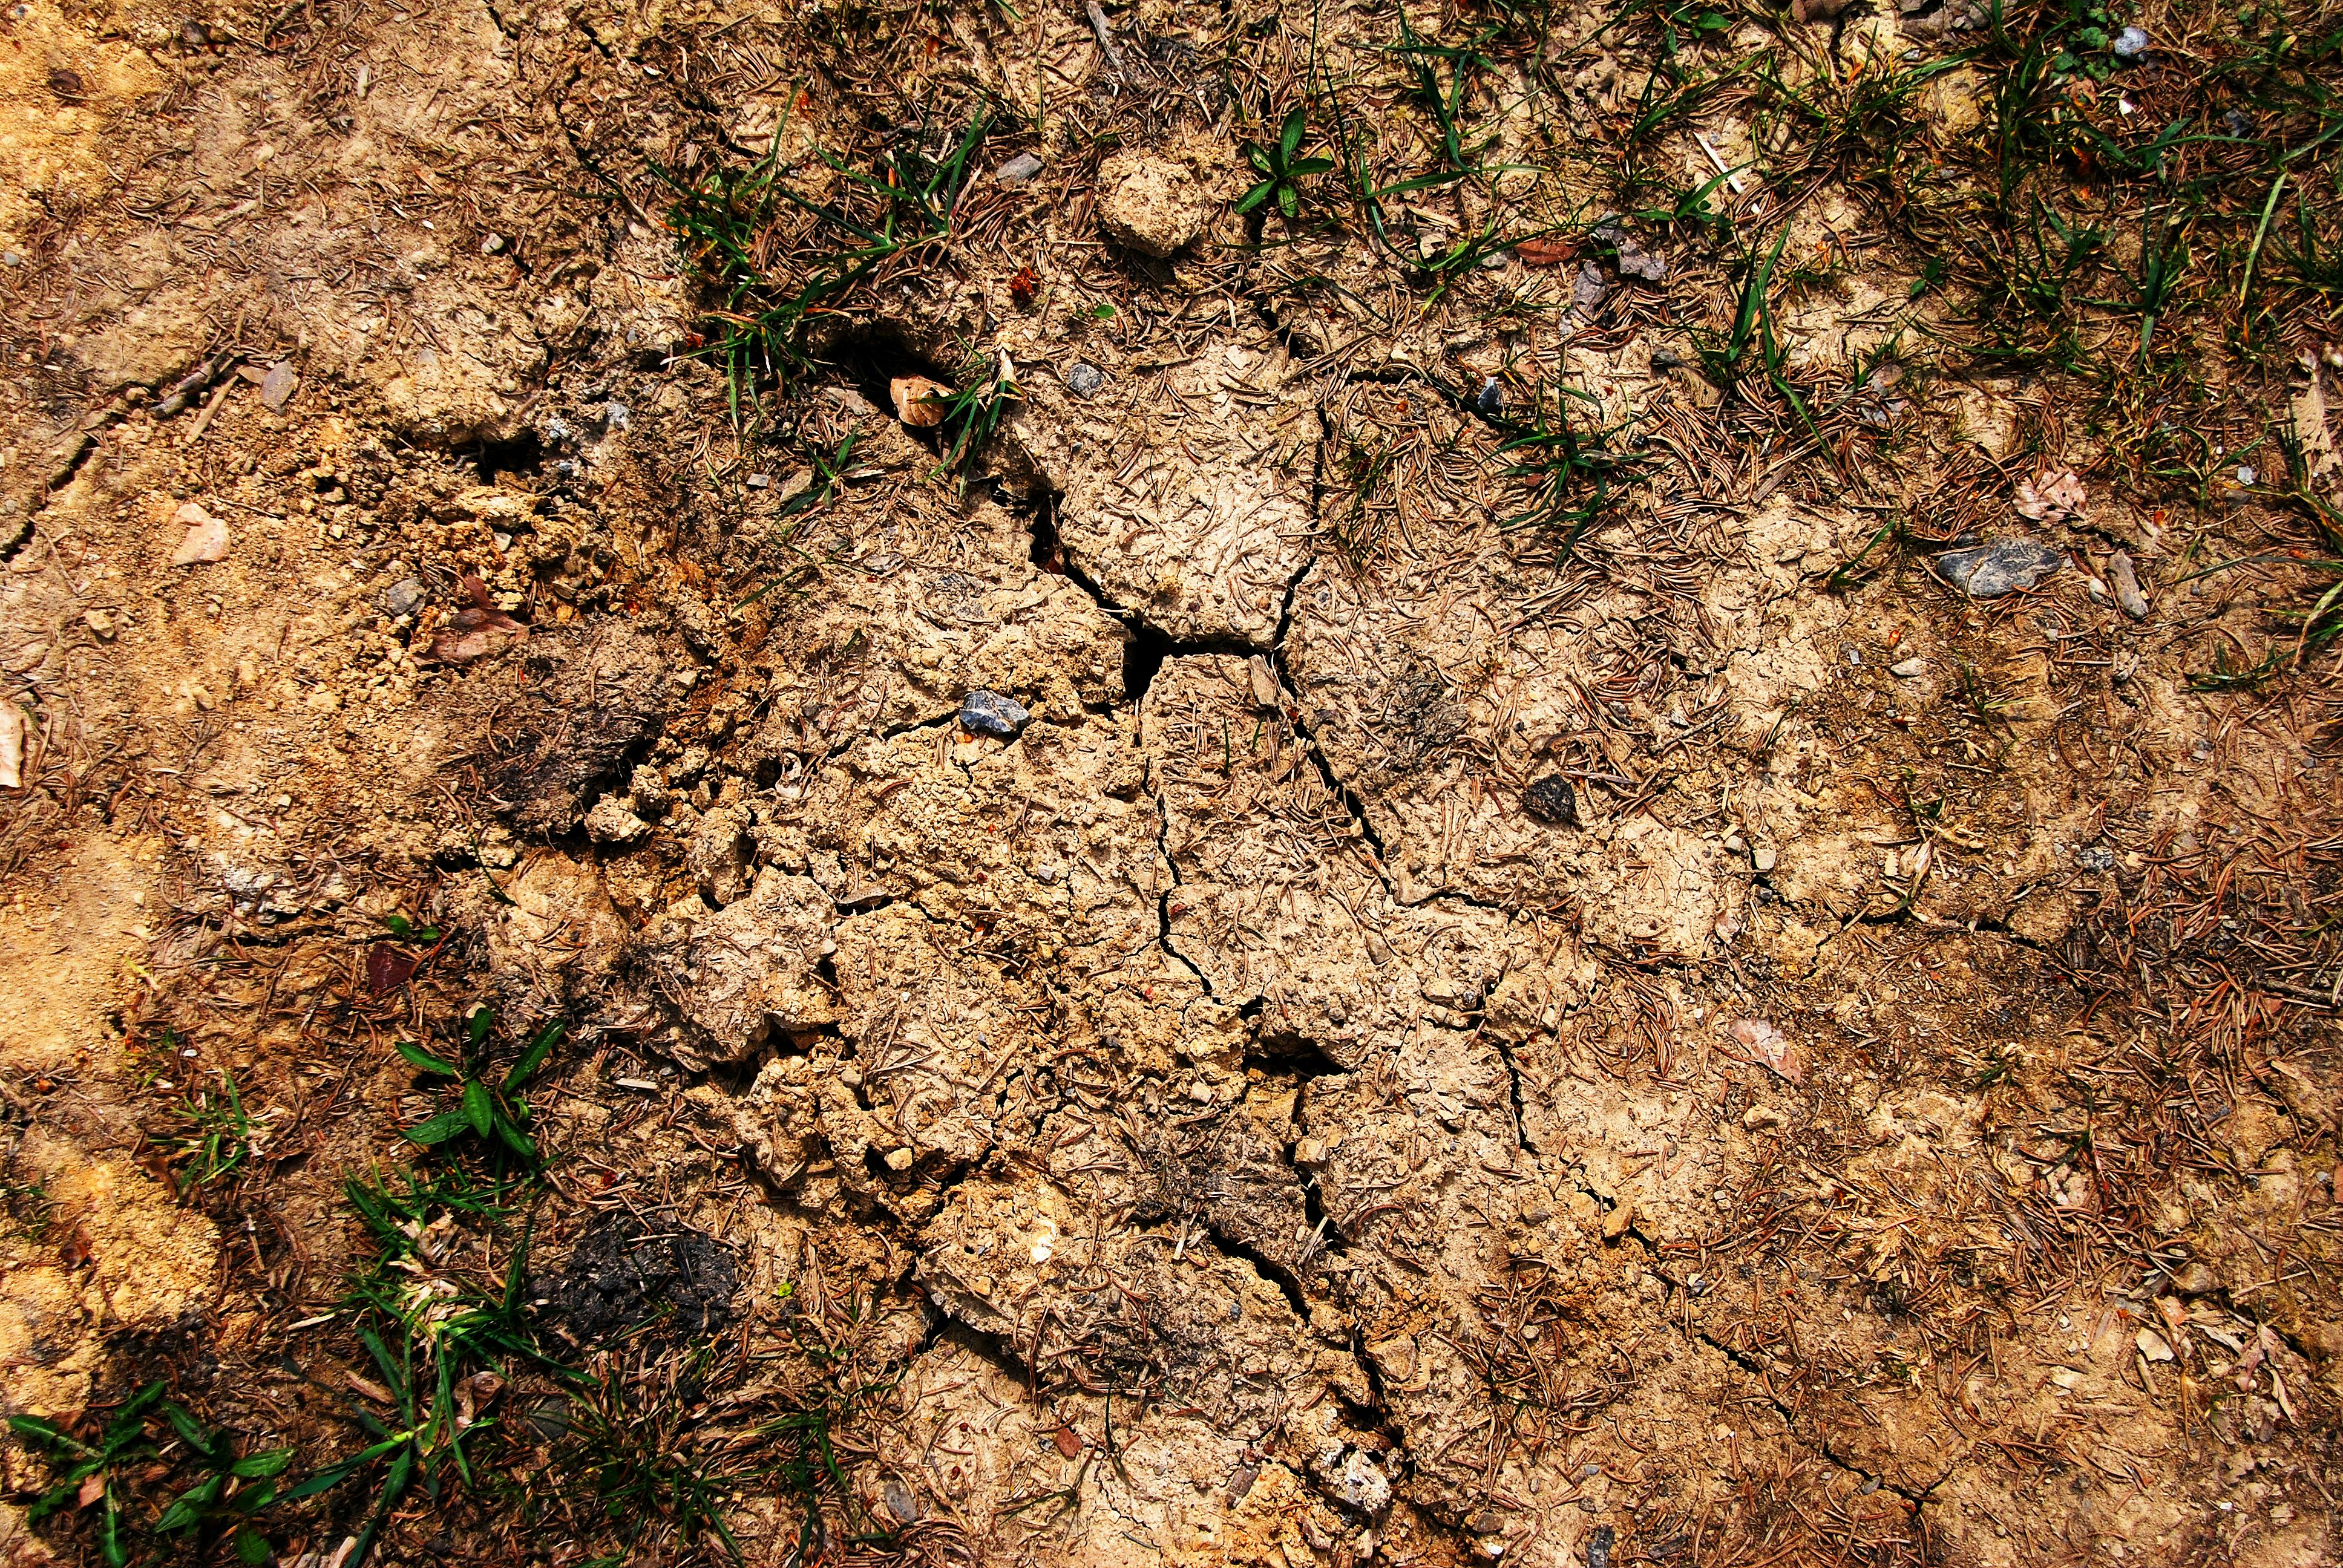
[471,431,544,485]
[814,321,958,422]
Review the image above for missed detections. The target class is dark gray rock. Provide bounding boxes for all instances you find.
[1522,774,1579,827]
[960,689,1032,739]
[381,577,427,618]
[2076,844,2115,872]
[1471,377,1504,416]
[1930,539,2065,598]
[1587,1523,1616,1568]
[1066,362,1104,398]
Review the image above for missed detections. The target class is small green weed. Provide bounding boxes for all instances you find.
[152,1405,295,1565]
[397,1007,565,1166]
[1495,388,1642,557]
[9,1383,169,1567]
[1237,108,1337,221]
[10,1384,292,1567]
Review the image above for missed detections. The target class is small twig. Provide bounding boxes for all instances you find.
[180,378,236,448]
[1694,131,1746,196]
[1086,0,1126,82]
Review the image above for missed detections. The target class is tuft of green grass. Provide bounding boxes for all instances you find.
[558,1348,756,1566]
[156,1067,259,1195]
[911,350,1024,491]
[287,1163,551,1566]
[660,108,990,428]
[1495,388,1643,557]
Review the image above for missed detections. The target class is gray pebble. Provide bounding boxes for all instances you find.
[2112,24,2148,59]
[960,690,1032,739]
[1587,1523,1616,1568]
[2076,845,2116,872]
[600,400,631,433]
[1471,377,1504,417]
[1570,261,1610,316]
[381,578,427,618]
[1066,362,1104,398]
[881,1478,923,1524]
[1890,656,1926,679]
[1930,538,2064,598]
[994,151,1045,185]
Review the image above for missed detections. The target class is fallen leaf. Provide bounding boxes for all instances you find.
[890,374,951,428]
[2135,1328,2174,1362]
[425,575,528,662]
[1722,1018,1806,1085]
[1513,236,1575,268]
[367,945,419,996]
[78,1474,106,1509]
[454,1370,505,1430]
[170,500,229,564]
[346,1370,396,1404]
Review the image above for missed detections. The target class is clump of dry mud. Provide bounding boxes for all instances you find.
[2,0,2340,1564]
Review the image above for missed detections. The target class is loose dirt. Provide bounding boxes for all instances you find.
[2,0,2340,1565]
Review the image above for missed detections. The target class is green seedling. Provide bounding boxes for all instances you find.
[1238,108,1337,221]
[9,1383,168,1567]
[398,1008,565,1165]
[153,1406,295,1566]
[381,913,441,942]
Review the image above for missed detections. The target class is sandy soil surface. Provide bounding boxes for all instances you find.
[2,0,2341,1564]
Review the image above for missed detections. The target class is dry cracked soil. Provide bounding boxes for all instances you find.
[2,0,2343,1564]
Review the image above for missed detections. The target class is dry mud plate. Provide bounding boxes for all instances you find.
[2,0,2342,1564]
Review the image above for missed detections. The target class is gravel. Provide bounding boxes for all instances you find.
[1066,362,1104,398]
[994,151,1044,185]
